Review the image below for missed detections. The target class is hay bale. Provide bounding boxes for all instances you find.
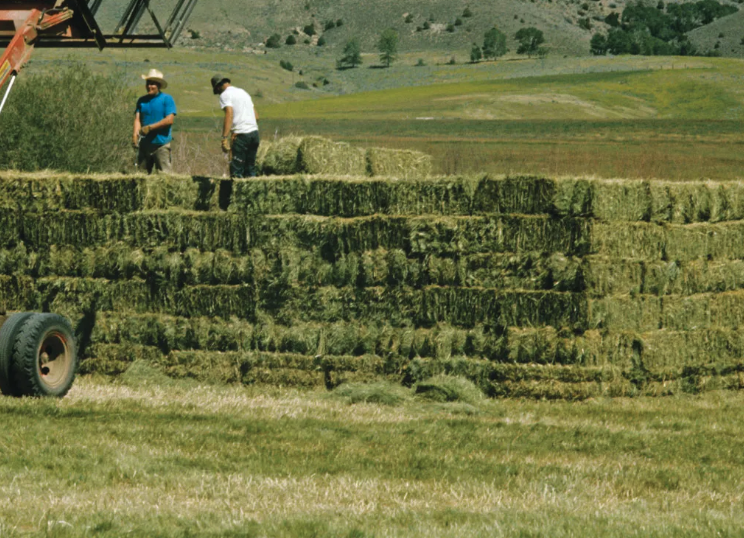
[365,147,433,179]
[261,136,303,175]
[256,140,273,175]
[298,137,367,176]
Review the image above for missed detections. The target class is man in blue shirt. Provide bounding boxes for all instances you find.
[133,69,177,174]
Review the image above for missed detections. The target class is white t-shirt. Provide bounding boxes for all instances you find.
[219,86,258,134]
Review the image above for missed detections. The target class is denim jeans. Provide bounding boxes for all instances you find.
[230,131,260,178]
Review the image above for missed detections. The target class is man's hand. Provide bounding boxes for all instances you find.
[221,138,231,154]
[139,125,152,136]
[132,137,139,150]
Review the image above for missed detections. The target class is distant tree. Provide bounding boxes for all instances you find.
[338,38,362,68]
[482,27,507,59]
[446,23,455,32]
[606,27,632,54]
[657,0,665,9]
[416,58,426,66]
[286,34,297,45]
[455,17,463,26]
[317,35,326,46]
[578,17,592,30]
[378,28,399,67]
[279,59,294,71]
[423,20,431,30]
[590,33,608,55]
[188,29,201,39]
[266,33,282,48]
[447,56,457,64]
[515,27,545,57]
[324,20,336,31]
[336,18,343,26]
[463,7,473,17]
[470,43,483,62]
[405,13,414,23]
[303,23,316,36]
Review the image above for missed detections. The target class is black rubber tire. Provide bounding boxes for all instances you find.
[0,312,34,396]
[12,313,77,398]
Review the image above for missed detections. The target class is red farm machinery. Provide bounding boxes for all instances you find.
[0,0,198,396]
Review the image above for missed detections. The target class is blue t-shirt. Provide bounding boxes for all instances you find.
[135,92,177,145]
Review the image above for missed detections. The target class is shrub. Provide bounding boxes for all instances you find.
[188,29,200,39]
[470,43,482,62]
[286,34,297,45]
[303,23,316,36]
[294,81,310,90]
[447,56,457,64]
[266,33,281,48]
[0,63,133,173]
[463,7,473,17]
[324,20,335,31]
[446,23,455,32]
[317,35,326,46]
[405,13,414,23]
[578,17,592,30]
[279,59,294,71]
[455,17,463,26]
[336,18,343,26]
[423,20,431,29]
[416,58,426,66]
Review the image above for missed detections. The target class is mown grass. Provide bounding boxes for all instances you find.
[176,118,744,179]
[2,375,744,537]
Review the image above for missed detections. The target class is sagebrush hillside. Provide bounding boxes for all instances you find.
[93,0,744,58]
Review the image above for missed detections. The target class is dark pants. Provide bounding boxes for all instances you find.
[230,131,260,178]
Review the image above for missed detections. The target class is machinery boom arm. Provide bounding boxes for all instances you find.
[0,9,41,90]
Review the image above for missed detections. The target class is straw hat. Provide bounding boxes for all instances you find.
[141,68,168,89]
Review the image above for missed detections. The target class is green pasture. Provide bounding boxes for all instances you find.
[1,375,744,537]
[25,49,744,120]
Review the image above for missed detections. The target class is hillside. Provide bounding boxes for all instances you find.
[92,0,744,58]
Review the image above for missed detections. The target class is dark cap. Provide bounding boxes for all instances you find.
[211,74,231,94]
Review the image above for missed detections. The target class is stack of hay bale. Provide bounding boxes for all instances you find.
[2,170,744,398]
[258,135,433,178]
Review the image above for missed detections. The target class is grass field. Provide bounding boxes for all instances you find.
[2,372,744,537]
[21,50,744,179]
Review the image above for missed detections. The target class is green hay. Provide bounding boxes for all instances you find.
[588,294,662,331]
[330,381,412,405]
[81,343,163,375]
[298,136,367,176]
[414,374,484,404]
[18,211,250,252]
[0,172,144,212]
[230,175,480,217]
[141,176,218,211]
[261,136,303,175]
[256,140,273,174]
[365,147,433,179]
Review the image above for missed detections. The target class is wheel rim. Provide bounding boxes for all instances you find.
[36,331,72,390]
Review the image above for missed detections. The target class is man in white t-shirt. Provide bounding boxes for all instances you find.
[211,74,260,178]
